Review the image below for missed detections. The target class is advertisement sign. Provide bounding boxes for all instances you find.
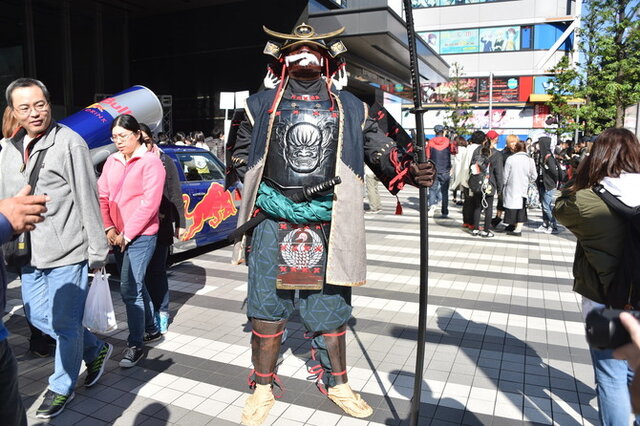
[478,77,520,102]
[60,86,163,151]
[440,29,480,54]
[470,108,533,129]
[419,107,534,130]
[534,76,555,94]
[420,25,522,55]
[421,79,477,103]
[412,0,493,7]
[478,26,520,52]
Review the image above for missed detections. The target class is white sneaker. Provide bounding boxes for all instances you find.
[428,206,436,217]
[534,225,549,233]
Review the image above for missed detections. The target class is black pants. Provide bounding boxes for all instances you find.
[0,339,27,426]
[472,193,494,231]
[145,243,170,313]
[462,189,474,225]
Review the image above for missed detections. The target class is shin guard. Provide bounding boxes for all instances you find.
[241,319,286,426]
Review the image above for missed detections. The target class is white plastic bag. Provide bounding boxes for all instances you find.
[83,268,117,333]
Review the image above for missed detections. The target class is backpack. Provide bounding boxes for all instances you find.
[468,154,492,195]
[556,161,568,188]
[593,184,640,309]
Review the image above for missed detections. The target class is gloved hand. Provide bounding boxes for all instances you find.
[409,161,436,188]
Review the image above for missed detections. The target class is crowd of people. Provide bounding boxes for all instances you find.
[161,128,225,160]
[428,126,590,238]
[427,124,640,424]
[1,71,640,425]
[0,78,188,421]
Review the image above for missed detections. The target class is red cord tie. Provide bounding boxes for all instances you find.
[387,148,413,192]
[322,330,347,337]
[251,329,284,339]
[247,369,285,398]
[307,348,329,396]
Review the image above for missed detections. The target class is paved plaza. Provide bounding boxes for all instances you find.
[5,185,599,425]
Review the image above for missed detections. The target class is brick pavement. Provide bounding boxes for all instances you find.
[4,185,600,425]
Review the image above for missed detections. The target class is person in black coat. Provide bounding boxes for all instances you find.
[534,136,559,233]
[469,135,504,237]
[140,124,185,334]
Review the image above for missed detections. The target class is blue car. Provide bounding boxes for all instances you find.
[161,145,240,252]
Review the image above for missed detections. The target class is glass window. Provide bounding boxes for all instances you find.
[412,0,512,8]
[176,152,225,181]
[521,26,533,50]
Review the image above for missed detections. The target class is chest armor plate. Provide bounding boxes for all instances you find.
[263,98,339,191]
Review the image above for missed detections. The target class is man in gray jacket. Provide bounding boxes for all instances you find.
[0,78,112,419]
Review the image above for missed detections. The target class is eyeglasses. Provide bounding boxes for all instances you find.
[13,101,49,117]
[110,132,134,142]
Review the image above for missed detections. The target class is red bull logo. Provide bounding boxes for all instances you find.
[86,102,105,112]
[83,98,134,124]
[182,182,238,241]
[100,97,133,115]
[84,102,109,123]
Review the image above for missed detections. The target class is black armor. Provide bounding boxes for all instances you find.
[263,98,338,191]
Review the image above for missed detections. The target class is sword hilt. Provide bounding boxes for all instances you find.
[228,176,342,242]
[291,176,342,202]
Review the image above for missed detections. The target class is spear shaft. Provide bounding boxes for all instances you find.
[402,2,430,425]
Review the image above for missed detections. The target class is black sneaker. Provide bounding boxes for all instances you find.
[85,342,113,387]
[29,339,51,358]
[119,346,144,368]
[143,331,163,343]
[491,217,502,228]
[36,389,74,419]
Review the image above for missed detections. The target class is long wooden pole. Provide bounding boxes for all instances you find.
[402,2,430,425]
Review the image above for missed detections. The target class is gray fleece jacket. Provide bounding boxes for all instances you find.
[0,122,108,269]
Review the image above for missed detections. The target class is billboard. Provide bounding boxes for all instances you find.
[440,28,480,54]
[412,0,502,7]
[421,79,477,103]
[418,107,535,130]
[478,26,520,52]
[478,77,520,102]
[419,25,523,55]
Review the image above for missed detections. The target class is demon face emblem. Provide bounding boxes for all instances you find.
[285,122,322,172]
[274,116,336,174]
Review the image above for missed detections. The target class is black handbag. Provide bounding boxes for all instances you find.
[3,146,49,270]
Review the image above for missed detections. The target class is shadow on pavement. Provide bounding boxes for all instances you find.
[388,307,597,424]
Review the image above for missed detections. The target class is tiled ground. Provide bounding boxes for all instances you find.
[4,185,601,425]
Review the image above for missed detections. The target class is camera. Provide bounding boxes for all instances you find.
[585,308,640,349]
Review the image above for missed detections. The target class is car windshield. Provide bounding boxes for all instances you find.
[176,152,225,181]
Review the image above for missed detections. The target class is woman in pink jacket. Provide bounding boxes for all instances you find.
[98,114,165,368]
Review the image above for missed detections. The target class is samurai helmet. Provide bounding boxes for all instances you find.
[263,23,347,59]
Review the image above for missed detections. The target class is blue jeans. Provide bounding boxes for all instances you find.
[590,348,640,425]
[114,235,158,347]
[539,186,557,229]
[428,174,450,215]
[21,261,102,395]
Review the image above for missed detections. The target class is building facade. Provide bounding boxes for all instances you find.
[412,0,581,144]
[0,0,448,138]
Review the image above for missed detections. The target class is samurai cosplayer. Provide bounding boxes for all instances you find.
[229,23,436,425]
